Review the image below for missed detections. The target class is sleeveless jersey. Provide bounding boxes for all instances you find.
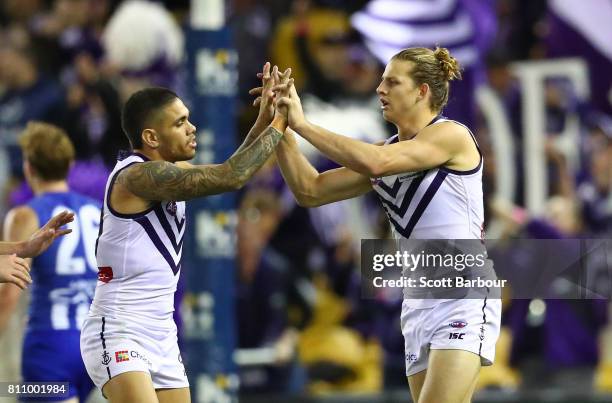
[372,118,484,240]
[26,192,101,331]
[371,117,487,308]
[89,153,186,327]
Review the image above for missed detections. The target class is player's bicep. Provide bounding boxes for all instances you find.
[377,129,463,175]
[117,161,234,201]
[400,141,453,172]
[175,161,194,169]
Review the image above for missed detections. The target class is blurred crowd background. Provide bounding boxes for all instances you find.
[0,0,611,402]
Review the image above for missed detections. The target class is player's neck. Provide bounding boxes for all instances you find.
[397,111,438,141]
[134,148,165,162]
[32,180,69,195]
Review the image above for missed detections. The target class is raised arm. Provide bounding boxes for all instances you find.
[117,116,286,201]
[0,206,40,333]
[291,120,466,177]
[0,210,73,258]
[115,63,289,203]
[276,82,475,177]
[276,128,372,207]
[264,68,371,206]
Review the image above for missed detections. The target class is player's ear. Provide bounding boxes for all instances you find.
[418,83,429,101]
[141,129,160,149]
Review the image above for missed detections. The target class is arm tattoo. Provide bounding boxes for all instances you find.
[118,126,283,201]
[234,119,267,154]
[117,161,232,201]
[227,125,284,183]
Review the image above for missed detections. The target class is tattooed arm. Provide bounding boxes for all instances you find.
[237,118,270,155]
[117,116,287,201]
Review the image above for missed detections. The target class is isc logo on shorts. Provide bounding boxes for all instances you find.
[115,351,129,362]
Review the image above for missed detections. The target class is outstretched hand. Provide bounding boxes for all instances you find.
[272,75,306,130]
[19,211,74,258]
[249,64,294,125]
[272,67,293,119]
[248,62,279,124]
[0,254,31,290]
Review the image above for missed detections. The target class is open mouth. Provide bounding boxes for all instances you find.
[380,99,389,110]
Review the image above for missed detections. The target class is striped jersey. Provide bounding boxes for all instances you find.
[89,153,186,327]
[371,117,486,307]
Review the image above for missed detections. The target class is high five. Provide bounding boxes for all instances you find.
[265,47,501,403]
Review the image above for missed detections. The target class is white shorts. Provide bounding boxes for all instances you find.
[80,316,189,393]
[401,297,501,377]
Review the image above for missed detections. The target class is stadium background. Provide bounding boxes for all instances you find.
[0,0,611,402]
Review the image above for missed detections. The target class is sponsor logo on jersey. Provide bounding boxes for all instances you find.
[406,352,418,363]
[101,351,111,365]
[449,320,468,328]
[479,325,486,341]
[130,350,152,368]
[98,267,113,283]
[115,350,129,363]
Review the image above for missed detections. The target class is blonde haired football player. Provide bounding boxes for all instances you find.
[258,47,501,403]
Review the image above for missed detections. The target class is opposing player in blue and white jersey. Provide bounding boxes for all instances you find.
[80,64,288,403]
[0,208,75,290]
[0,122,101,402]
[267,47,501,403]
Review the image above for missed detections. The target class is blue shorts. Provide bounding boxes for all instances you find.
[20,330,94,402]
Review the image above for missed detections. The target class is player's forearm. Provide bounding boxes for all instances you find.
[225,115,286,188]
[275,130,321,206]
[293,121,383,177]
[235,116,270,154]
[0,242,24,256]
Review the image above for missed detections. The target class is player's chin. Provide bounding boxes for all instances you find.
[177,148,196,161]
[185,148,196,159]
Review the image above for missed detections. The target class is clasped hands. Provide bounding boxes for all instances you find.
[249,62,307,131]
